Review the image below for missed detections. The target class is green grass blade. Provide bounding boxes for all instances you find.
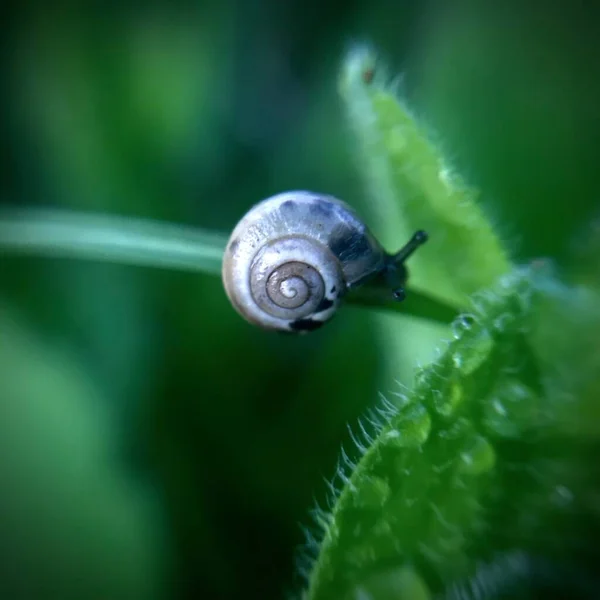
[0,207,227,275]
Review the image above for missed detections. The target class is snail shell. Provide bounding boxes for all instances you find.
[222,191,387,332]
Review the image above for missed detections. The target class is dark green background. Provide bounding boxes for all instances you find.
[1,2,599,599]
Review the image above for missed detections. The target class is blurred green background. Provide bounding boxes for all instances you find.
[1,2,599,599]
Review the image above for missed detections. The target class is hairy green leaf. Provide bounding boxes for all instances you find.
[303,266,600,599]
[339,45,511,308]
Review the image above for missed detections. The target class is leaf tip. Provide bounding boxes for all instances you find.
[339,42,381,94]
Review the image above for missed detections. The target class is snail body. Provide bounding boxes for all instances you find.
[222,191,427,333]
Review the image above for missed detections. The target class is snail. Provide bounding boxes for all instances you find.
[222,191,428,332]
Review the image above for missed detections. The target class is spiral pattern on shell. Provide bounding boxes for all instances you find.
[248,235,343,326]
[222,191,387,332]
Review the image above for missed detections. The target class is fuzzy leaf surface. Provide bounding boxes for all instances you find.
[305,266,600,600]
[339,46,511,308]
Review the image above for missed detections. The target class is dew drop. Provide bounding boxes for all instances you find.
[438,416,473,441]
[451,313,477,339]
[351,476,391,510]
[451,327,493,375]
[384,404,431,448]
[482,379,540,438]
[459,435,496,475]
[433,381,463,417]
[349,566,431,600]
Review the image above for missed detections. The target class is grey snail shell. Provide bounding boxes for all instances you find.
[222,190,427,333]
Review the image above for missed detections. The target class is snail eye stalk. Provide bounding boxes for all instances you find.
[386,230,429,302]
[391,230,428,265]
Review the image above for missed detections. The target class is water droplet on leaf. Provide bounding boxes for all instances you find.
[451,314,477,339]
[384,404,431,448]
[482,379,540,438]
[451,327,493,375]
[459,435,496,475]
[351,476,391,510]
[432,381,462,417]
